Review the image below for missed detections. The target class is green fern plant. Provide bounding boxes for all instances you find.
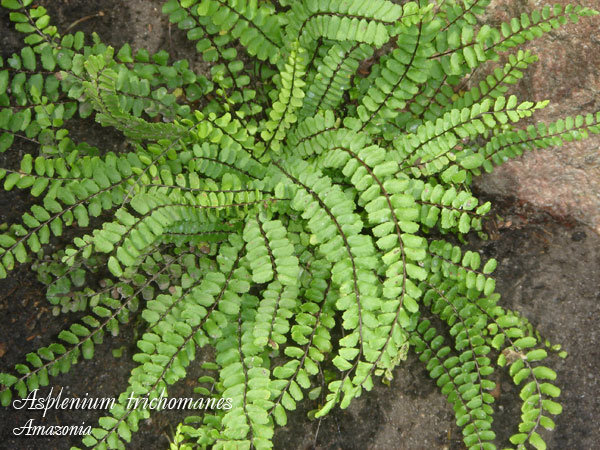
[0,0,597,448]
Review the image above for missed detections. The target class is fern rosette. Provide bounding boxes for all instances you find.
[0,0,597,448]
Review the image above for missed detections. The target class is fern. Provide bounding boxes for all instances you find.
[0,0,596,448]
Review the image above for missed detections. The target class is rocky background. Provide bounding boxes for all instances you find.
[476,0,600,233]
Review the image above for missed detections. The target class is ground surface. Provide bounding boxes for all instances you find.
[1,2,599,449]
[476,0,600,234]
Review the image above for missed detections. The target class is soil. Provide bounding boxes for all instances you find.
[1,2,599,450]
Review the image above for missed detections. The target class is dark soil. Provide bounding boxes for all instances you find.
[1,2,599,450]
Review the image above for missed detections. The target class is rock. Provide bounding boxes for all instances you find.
[474,0,600,233]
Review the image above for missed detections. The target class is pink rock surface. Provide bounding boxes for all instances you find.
[474,0,600,233]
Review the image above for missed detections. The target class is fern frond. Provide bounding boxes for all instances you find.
[480,301,564,448]
[406,181,490,233]
[430,4,598,72]
[0,249,184,407]
[285,0,405,47]
[444,50,538,116]
[86,237,249,449]
[3,1,59,47]
[270,260,336,426]
[353,21,439,134]
[0,153,136,278]
[459,112,600,175]
[299,41,373,119]
[261,43,307,154]
[243,214,300,349]
[193,0,284,64]
[393,96,548,178]
[411,317,496,449]
[438,0,491,31]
